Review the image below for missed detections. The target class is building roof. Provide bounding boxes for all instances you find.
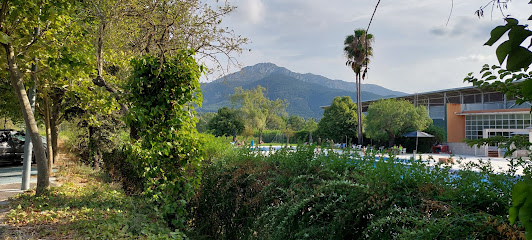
[361,85,505,111]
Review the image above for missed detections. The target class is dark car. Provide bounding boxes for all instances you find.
[0,129,47,165]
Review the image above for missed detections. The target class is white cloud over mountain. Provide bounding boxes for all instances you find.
[209,0,531,94]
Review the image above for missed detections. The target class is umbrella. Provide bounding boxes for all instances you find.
[402,131,434,157]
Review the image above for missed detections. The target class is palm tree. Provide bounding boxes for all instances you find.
[344,29,374,145]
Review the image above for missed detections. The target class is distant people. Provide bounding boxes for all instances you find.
[399,145,403,154]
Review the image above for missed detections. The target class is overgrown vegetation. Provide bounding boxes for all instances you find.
[191,146,526,239]
[124,52,204,231]
[3,158,175,239]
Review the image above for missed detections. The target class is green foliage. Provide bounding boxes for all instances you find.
[302,118,318,132]
[467,5,532,237]
[231,86,287,142]
[287,115,305,131]
[485,18,532,71]
[344,29,374,76]
[196,112,216,133]
[191,146,522,239]
[207,107,244,137]
[465,64,532,107]
[510,177,532,240]
[365,98,432,146]
[316,96,358,143]
[125,52,204,231]
[199,133,235,162]
[253,129,283,143]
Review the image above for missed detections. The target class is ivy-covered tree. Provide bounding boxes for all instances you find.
[365,99,432,147]
[316,96,358,143]
[125,51,203,231]
[207,107,244,138]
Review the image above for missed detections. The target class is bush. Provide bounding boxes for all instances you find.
[200,133,235,162]
[191,146,523,239]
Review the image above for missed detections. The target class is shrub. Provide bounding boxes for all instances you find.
[191,146,522,239]
[200,133,235,162]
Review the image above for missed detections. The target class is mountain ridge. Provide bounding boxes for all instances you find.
[199,63,406,119]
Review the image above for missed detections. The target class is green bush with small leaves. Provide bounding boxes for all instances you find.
[191,146,524,239]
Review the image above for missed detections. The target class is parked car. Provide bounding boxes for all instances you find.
[0,129,47,165]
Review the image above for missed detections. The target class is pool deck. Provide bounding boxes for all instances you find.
[378,152,527,175]
[251,145,528,175]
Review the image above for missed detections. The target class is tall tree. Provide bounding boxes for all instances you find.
[344,29,374,145]
[230,86,287,143]
[0,0,77,195]
[287,115,305,131]
[86,0,248,143]
[207,107,244,138]
[364,99,432,147]
[316,96,358,143]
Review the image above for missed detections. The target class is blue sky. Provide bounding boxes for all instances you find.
[206,0,530,94]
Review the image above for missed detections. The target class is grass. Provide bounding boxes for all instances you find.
[0,154,176,239]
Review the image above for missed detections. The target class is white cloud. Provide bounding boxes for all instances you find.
[456,54,494,62]
[206,0,531,94]
[238,0,265,24]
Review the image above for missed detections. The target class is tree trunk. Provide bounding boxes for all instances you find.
[51,117,58,164]
[50,91,62,165]
[44,95,53,173]
[356,74,363,145]
[388,131,395,148]
[4,43,49,195]
[88,126,101,170]
[259,129,263,144]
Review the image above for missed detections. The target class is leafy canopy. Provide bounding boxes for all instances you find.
[208,107,244,137]
[317,96,358,142]
[344,29,374,77]
[230,86,287,133]
[365,98,432,144]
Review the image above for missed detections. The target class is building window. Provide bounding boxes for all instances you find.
[465,113,532,139]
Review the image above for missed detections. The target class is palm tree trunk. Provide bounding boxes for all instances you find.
[356,74,363,145]
[4,43,49,195]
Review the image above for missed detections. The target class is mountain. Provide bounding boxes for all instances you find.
[199,63,406,119]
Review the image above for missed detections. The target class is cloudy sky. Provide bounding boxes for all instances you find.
[208,0,530,94]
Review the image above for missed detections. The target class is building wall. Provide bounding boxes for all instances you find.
[446,142,478,156]
[446,103,465,143]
